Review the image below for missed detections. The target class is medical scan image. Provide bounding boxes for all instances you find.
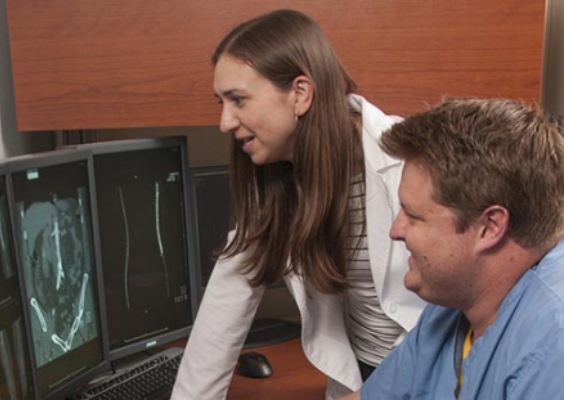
[94,148,192,350]
[17,188,99,367]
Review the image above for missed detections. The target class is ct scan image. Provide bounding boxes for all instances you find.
[17,188,99,367]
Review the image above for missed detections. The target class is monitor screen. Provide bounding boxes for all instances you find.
[189,165,231,298]
[85,137,197,361]
[0,167,36,400]
[8,151,107,399]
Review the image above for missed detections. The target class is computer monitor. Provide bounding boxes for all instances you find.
[0,164,36,400]
[77,137,198,361]
[188,164,301,348]
[189,165,231,299]
[7,150,108,400]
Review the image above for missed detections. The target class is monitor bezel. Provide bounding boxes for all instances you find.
[5,149,110,400]
[0,161,17,305]
[74,137,199,362]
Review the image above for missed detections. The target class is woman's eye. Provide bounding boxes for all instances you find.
[232,97,244,106]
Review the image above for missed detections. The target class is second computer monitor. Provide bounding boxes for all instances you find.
[85,137,197,361]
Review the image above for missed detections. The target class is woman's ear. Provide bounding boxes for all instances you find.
[292,75,314,117]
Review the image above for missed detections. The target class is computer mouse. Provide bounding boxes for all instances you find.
[236,351,274,378]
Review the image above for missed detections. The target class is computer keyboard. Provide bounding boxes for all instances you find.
[70,347,184,400]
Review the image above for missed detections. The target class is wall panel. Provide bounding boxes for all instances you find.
[5,0,545,131]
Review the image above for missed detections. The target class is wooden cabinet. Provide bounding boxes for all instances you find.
[543,0,564,115]
[5,0,545,131]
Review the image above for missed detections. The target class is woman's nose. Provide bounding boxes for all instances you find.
[219,105,239,134]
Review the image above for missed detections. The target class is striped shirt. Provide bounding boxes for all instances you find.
[347,177,403,367]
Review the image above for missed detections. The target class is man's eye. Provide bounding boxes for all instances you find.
[401,208,419,221]
[232,97,244,106]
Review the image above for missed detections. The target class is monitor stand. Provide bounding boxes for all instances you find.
[243,318,301,349]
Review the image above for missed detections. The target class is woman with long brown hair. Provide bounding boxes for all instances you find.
[172,9,426,399]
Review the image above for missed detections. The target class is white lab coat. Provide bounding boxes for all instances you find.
[171,95,427,400]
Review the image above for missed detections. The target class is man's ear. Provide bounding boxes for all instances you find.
[475,205,510,252]
[292,75,314,117]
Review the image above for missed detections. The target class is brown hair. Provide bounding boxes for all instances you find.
[380,97,564,250]
[212,9,362,293]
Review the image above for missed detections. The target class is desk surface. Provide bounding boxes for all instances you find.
[227,338,327,399]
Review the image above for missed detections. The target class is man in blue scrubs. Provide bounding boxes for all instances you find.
[340,98,564,400]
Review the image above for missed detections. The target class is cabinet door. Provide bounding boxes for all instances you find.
[5,0,545,131]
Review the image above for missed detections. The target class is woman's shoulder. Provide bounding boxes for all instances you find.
[349,94,403,126]
[348,94,404,174]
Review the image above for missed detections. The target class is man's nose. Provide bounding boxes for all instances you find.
[390,209,407,241]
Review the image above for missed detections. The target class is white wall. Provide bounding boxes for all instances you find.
[0,0,56,159]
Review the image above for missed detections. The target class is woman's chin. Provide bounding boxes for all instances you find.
[249,154,266,165]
